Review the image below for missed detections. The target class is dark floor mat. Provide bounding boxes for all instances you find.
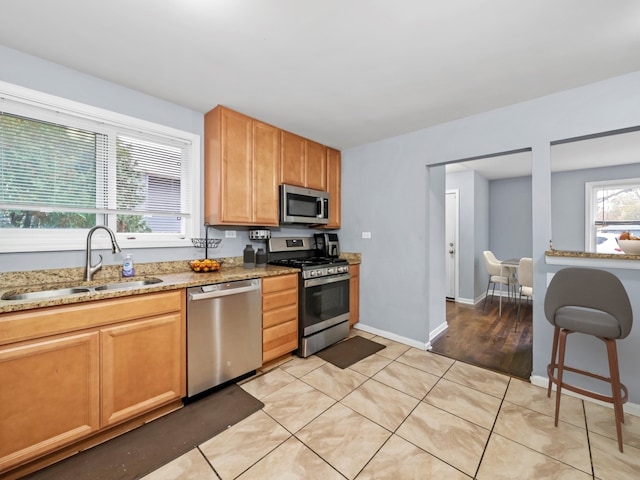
[316,336,386,368]
[25,383,264,480]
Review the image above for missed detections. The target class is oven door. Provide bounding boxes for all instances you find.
[300,273,350,336]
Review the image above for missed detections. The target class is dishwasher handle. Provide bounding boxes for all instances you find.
[189,279,260,301]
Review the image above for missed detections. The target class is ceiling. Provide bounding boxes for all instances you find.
[1,1,640,151]
[446,128,640,180]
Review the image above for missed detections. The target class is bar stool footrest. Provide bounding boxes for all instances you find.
[547,363,629,406]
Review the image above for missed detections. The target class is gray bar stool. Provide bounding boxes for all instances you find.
[544,267,633,452]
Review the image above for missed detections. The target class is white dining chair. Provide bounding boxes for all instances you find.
[516,257,533,331]
[482,251,513,313]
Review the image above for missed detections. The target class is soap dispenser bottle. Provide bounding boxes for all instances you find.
[122,254,135,277]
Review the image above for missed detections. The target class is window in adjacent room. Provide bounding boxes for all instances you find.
[0,82,200,253]
[585,178,640,254]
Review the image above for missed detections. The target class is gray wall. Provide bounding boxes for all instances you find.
[340,70,640,403]
[489,175,533,261]
[551,163,640,252]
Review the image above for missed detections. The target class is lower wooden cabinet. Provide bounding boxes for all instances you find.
[262,274,298,363]
[101,313,183,427]
[0,290,185,474]
[349,264,360,326]
[0,332,100,471]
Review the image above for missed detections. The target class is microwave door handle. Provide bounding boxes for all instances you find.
[317,198,324,219]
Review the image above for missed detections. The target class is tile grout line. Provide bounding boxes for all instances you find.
[582,400,596,479]
[472,376,512,479]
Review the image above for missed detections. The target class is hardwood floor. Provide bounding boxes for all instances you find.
[430,296,533,380]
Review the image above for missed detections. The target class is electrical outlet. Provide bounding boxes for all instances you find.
[225,230,236,238]
[362,232,372,239]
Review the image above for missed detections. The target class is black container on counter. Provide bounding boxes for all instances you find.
[243,244,256,269]
[256,248,267,267]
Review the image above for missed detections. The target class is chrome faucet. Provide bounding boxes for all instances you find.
[85,226,122,281]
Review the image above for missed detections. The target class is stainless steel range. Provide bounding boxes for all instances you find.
[267,237,350,357]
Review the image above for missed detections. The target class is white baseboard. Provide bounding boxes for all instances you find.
[353,323,429,351]
[454,297,475,305]
[530,375,640,417]
[429,321,448,343]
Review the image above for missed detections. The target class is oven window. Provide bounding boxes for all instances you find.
[302,279,349,327]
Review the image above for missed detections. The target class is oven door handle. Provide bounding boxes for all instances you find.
[304,273,351,288]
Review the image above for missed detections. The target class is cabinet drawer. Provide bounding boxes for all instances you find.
[0,290,183,346]
[263,319,298,362]
[263,304,297,329]
[262,274,298,294]
[263,289,297,311]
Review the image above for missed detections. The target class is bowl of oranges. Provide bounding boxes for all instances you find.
[189,258,221,273]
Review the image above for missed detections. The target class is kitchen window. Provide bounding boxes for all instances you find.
[585,178,640,253]
[0,82,200,253]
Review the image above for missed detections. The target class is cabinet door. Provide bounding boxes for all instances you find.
[326,147,341,228]
[101,313,183,427]
[349,264,360,326]
[305,140,327,191]
[220,108,253,223]
[280,131,306,187]
[253,120,280,225]
[0,332,100,472]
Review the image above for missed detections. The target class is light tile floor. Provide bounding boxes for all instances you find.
[142,332,640,480]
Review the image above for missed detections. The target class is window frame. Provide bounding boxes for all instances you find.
[0,81,201,253]
[585,177,640,252]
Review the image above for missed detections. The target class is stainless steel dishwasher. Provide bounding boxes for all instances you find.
[186,278,262,398]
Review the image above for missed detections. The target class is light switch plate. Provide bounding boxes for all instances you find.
[225,230,236,238]
[362,232,372,239]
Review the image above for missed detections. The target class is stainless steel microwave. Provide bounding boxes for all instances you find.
[279,184,329,225]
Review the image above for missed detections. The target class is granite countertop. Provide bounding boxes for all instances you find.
[0,253,362,314]
[545,249,640,260]
[0,258,293,314]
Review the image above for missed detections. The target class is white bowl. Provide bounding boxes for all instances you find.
[618,239,640,255]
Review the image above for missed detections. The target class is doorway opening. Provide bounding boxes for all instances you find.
[430,149,533,379]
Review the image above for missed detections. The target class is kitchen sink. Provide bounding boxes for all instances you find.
[94,278,163,291]
[1,277,163,301]
[2,287,93,301]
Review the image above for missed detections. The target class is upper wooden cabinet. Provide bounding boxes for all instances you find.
[326,147,341,229]
[280,131,327,191]
[304,139,327,191]
[204,105,340,227]
[280,131,305,188]
[204,106,280,226]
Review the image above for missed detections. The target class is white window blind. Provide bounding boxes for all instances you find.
[0,82,200,252]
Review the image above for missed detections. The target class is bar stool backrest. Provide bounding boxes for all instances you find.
[544,267,633,339]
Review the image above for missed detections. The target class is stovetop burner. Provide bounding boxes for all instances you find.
[267,237,349,278]
[269,257,348,268]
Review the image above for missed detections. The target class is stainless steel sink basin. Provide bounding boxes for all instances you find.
[1,277,163,301]
[2,287,92,301]
[94,278,163,291]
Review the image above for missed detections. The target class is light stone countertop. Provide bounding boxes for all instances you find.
[0,253,361,314]
[545,250,640,270]
[545,249,640,260]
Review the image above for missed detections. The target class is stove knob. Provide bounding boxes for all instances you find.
[310,270,317,277]
[327,267,335,275]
